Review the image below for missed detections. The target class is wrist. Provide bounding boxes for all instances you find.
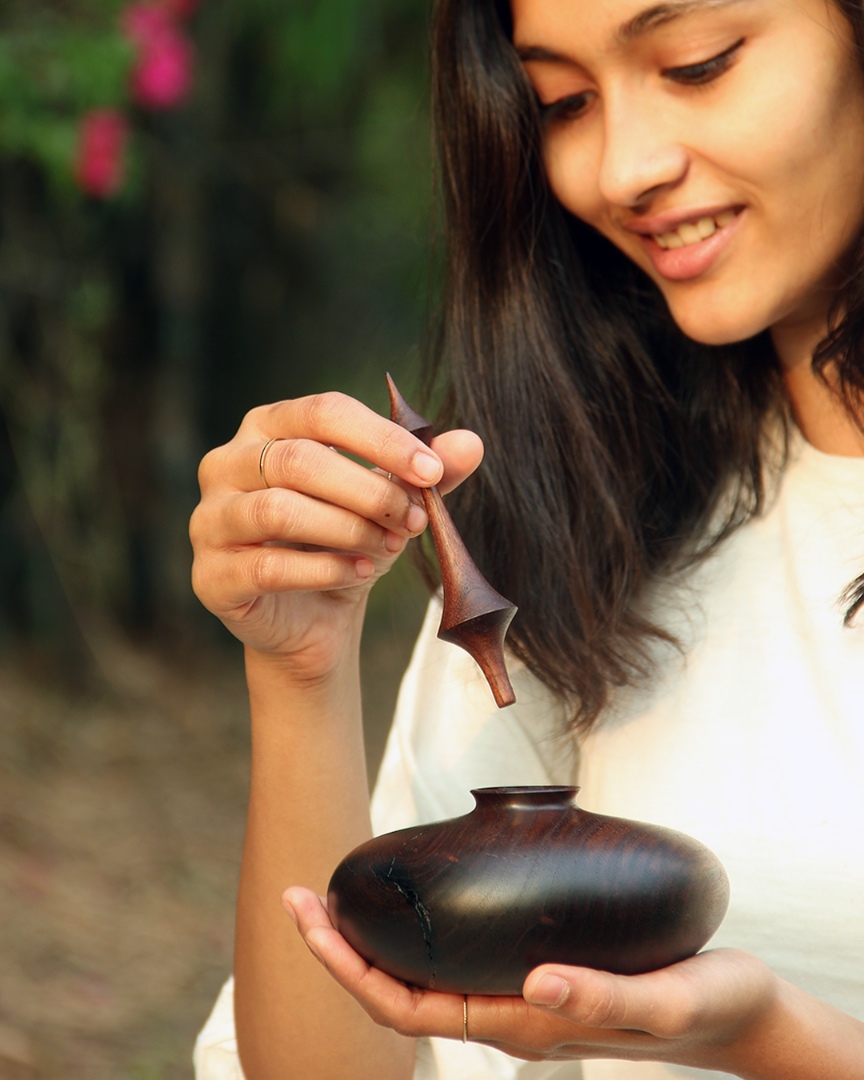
[245,637,362,707]
[724,974,864,1080]
[243,600,367,696]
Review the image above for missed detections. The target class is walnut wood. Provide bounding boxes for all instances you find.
[386,374,517,707]
[329,786,731,994]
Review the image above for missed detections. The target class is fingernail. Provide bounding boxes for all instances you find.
[406,503,427,534]
[384,530,405,553]
[526,975,569,1008]
[355,558,375,579]
[282,899,297,925]
[412,450,442,483]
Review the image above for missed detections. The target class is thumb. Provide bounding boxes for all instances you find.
[523,965,660,1033]
[523,951,769,1041]
[429,429,484,495]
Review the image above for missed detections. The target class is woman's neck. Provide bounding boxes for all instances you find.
[771,317,864,457]
[782,363,864,456]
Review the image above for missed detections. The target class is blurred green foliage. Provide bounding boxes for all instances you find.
[0,0,435,668]
[0,1,132,194]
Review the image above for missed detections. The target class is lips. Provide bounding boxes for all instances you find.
[621,205,744,282]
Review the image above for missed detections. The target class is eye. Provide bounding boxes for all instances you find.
[539,91,595,125]
[663,37,745,85]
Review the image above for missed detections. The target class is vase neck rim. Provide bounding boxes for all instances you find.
[470,786,580,810]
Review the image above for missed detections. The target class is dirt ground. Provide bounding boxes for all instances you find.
[0,597,421,1079]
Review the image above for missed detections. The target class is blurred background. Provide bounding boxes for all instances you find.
[0,0,434,1074]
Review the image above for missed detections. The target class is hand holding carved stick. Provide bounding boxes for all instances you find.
[386,375,517,707]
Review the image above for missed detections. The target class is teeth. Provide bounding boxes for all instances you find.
[677,222,703,245]
[696,216,716,239]
[654,211,736,250]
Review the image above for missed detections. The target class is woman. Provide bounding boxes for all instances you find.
[191,0,864,1076]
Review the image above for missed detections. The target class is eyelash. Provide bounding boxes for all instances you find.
[663,36,745,85]
[539,37,746,124]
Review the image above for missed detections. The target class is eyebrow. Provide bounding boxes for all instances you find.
[515,0,748,62]
[618,0,748,43]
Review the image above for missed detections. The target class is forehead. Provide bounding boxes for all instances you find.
[510,0,847,59]
[510,0,738,53]
[614,0,752,40]
[510,0,848,34]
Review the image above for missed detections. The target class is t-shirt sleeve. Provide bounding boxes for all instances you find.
[193,975,242,1079]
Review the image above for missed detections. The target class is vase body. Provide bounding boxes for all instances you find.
[328,786,729,994]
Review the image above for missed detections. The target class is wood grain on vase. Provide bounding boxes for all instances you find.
[329,786,730,994]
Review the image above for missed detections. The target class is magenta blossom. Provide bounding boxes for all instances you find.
[74,109,128,198]
[163,0,201,18]
[121,1,175,44]
[121,1,195,110]
[130,27,194,108]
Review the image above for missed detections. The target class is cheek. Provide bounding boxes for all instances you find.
[542,139,602,226]
[740,52,864,227]
[755,116,864,249]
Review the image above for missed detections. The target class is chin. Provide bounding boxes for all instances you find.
[665,304,769,348]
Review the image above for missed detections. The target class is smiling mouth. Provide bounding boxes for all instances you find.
[654,209,740,250]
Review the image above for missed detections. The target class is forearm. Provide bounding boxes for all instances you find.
[187,391,461,1078]
[234,637,416,1080]
[725,977,864,1080]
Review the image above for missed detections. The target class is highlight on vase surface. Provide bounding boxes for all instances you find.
[329,786,730,994]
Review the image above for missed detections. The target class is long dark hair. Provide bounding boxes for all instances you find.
[421,0,864,730]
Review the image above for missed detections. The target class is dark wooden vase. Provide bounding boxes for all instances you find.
[328,786,730,994]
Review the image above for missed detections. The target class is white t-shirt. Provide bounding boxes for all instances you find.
[194,434,864,1079]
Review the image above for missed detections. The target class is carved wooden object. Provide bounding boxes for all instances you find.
[329,786,731,993]
[386,374,517,707]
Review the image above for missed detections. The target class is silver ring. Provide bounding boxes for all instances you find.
[259,437,281,489]
[462,995,468,1043]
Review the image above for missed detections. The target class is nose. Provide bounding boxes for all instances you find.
[597,95,689,209]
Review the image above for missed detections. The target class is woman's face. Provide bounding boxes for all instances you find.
[512,0,864,363]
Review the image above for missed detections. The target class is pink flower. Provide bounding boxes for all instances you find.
[121,1,175,44]
[73,109,128,198]
[163,0,201,19]
[130,28,194,108]
[121,1,195,110]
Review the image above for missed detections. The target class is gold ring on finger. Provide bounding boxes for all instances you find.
[259,437,282,489]
[462,995,469,1043]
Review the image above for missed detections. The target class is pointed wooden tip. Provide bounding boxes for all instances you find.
[386,374,435,445]
[438,607,518,708]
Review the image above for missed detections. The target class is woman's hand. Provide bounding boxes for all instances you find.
[281,887,791,1077]
[189,392,483,679]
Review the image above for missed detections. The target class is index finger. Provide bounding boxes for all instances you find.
[246,392,444,488]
